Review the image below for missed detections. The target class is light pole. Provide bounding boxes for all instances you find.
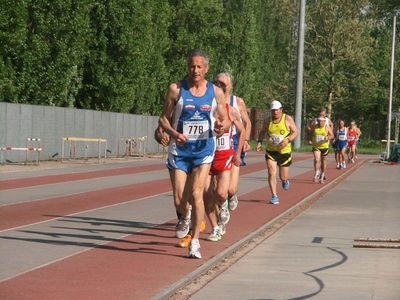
[385,15,396,160]
[294,0,306,149]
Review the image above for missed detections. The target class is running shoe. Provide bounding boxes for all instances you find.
[200,220,206,233]
[188,239,201,259]
[351,158,354,163]
[207,227,221,242]
[270,195,279,205]
[218,201,230,225]
[282,180,290,190]
[319,174,326,184]
[313,174,320,183]
[218,223,226,236]
[336,163,340,169]
[175,216,191,239]
[178,234,192,248]
[342,162,346,169]
[228,194,238,211]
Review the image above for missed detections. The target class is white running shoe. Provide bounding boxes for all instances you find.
[218,223,226,236]
[313,174,320,182]
[218,201,230,225]
[228,194,238,211]
[207,227,221,242]
[175,216,191,239]
[188,239,201,259]
[319,174,326,184]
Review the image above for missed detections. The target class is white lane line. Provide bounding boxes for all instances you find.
[0,191,176,283]
[0,178,168,208]
[0,191,172,234]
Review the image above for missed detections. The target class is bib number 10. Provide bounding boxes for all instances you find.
[216,134,230,150]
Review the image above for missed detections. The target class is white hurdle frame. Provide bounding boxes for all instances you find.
[117,136,147,158]
[61,137,107,163]
[0,138,42,165]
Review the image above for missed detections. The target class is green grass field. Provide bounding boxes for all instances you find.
[249,140,383,155]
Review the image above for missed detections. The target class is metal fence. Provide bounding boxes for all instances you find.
[0,102,161,163]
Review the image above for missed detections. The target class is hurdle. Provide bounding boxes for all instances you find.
[0,138,42,165]
[130,136,147,158]
[117,138,133,158]
[117,136,147,158]
[61,137,107,163]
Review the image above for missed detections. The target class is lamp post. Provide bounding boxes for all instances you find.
[294,0,306,149]
[385,15,396,160]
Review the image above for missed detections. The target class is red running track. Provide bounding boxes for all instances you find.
[0,153,364,300]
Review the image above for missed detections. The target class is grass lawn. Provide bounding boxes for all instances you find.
[249,140,382,155]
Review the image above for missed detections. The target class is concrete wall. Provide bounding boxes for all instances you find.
[0,103,163,162]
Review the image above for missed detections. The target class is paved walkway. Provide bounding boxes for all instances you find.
[187,159,400,300]
[0,153,398,300]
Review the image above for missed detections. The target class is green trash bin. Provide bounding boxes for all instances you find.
[389,143,400,162]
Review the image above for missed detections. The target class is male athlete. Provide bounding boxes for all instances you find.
[256,100,299,204]
[158,49,230,259]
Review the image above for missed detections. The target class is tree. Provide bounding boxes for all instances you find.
[11,1,91,106]
[77,0,171,114]
[165,0,229,83]
[304,0,379,123]
[0,1,28,103]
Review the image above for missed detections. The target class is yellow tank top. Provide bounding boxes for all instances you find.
[266,114,291,153]
[313,124,329,149]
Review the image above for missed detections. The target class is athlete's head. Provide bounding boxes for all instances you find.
[187,49,210,66]
[187,49,210,82]
[270,100,283,119]
[318,108,327,117]
[317,117,326,127]
[215,73,232,94]
[270,100,282,111]
[213,80,227,94]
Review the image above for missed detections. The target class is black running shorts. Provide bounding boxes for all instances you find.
[265,150,292,167]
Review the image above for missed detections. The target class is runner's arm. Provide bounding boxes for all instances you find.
[326,126,334,140]
[230,106,245,166]
[308,125,315,145]
[236,96,252,152]
[282,115,299,148]
[256,117,269,151]
[306,119,315,141]
[159,82,188,146]
[154,126,171,147]
[214,86,231,134]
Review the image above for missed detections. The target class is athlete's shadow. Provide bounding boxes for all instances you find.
[1,225,182,259]
[43,214,174,232]
[237,198,263,204]
[0,214,185,257]
[0,231,181,258]
[242,176,268,182]
[289,179,318,184]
